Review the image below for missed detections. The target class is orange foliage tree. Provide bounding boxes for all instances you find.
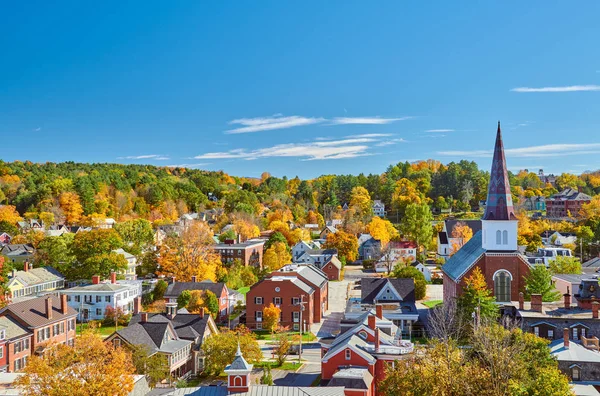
[59,192,83,224]
[450,222,473,255]
[0,205,22,224]
[324,229,359,263]
[263,303,281,334]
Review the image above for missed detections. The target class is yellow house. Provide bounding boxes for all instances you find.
[8,265,65,300]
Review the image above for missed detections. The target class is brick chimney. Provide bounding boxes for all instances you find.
[141,312,148,323]
[368,314,376,331]
[191,276,197,283]
[530,294,543,312]
[61,294,68,314]
[133,297,142,315]
[564,328,569,349]
[518,292,524,310]
[374,328,380,352]
[92,275,100,285]
[23,261,29,272]
[564,288,571,310]
[46,297,53,320]
[376,304,383,320]
[110,272,117,284]
[199,308,205,319]
[593,302,599,319]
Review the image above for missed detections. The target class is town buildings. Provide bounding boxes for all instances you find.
[7,264,64,300]
[112,248,138,280]
[214,239,264,268]
[442,123,532,302]
[0,316,29,372]
[374,241,417,273]
[372,200,386,218]
[436,219,482,259]
[358,234,381,261]
[526,247,573,267]
[164,279,233,321]
[546,188,592,219]
[0,244,34,265]
[60,273,142,321]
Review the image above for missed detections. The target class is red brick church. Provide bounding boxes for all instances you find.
[442,122,531,303]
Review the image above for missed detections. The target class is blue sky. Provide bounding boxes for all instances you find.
[2,1,600,178]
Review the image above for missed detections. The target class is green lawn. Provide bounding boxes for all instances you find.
[76,323,121,338]
[255,360,304,371]
[236,287,250,296]
[422,300,443,308]
[254,330,317,342]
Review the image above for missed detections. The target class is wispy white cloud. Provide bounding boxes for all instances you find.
[118,154,170,160]
[346,133,394,138]
[34,127,42,132]
[225,115,325,134]
[331,116,412,125]
[375,138,407,147]
[425,129,454,133]
[439,143,600,158]
[194,138,376,161]
[511,85,600,93]
[166,163,210,169]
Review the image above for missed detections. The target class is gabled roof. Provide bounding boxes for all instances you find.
[482,122,516,221]
[225,344,252,372]
[0,316,30,340]
[361,278,415,304]
[329,367,374,390]
[324,256,342,270]
[322,335,375,364]
[61,282,131,293]
[0,244,34,256]
[113,321,191,355]
[583,257,600,269]
[441,231,485,282]
[4,295,77,328]
[322,226,338,234]
[9,266,64,287]
[164,280,227,299]
[550,339,600,363]
[128,312,215,342]
[113,248,135,259]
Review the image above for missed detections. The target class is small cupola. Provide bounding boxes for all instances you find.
[225,342,253,393]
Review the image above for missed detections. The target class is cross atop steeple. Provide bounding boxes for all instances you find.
[483,121,517,221]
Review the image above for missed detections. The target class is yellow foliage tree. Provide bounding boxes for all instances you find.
[580,195,600,221]
[15,330,135,396]
[39,211,55,227]
[187,290,205,314]
[324,230,359,262]
[233,219,260,242]
[263,303,281,333]
[450,222,473,255]
[263,241,291,271]
[366,216,399,248]
[0,205,22,224]
[59,192,83,224]
[158,221,222,281]
[349,186,372,218]
[391,178,423,212]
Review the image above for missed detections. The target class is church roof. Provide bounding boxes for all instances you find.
[482,122,517,221]
[441,231,485,281]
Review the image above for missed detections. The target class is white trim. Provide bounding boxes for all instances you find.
[569,322,590,329]
[322,343,376,364]
[373,281,403,302]
[492,269,513,281]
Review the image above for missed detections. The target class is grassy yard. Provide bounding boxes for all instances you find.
[76,323,121,338]
[255,360,304,371]
[422,300,443,308]
[236,287,250,296]
[254,330,317,342]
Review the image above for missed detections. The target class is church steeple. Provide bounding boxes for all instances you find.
[483,121,516,221]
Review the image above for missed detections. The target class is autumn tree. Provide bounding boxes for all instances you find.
[549,256,582,275]
[366,217,398,248]
[263,241,291,271]
[204,290,220,318]
[158,220,222,281]
[233,219,260,242]
[114,219,154,256]
[70,229,127,279]
[59,191,83,224]
[349,186,372,219]
[273,329,293,365]
[0,204,22,224]
[392,266,427,300]
[450,221,473,254]
[130,344,170,387]
[263,303,281,334]
[323,230,358,263]
[457,267,498,327]
[523,265,561,302]
[15,331,135,396]
[264,232,288,250]
[202,327,262,375]
[391,178,424,214]
[187,290,205,314]
[580,195,600,221]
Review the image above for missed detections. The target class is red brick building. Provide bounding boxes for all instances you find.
[270,264,329,322]
[321,257,342,281]
[442,122,531,303]
[546,188,592,219]
[214,239,264,268]
[320,306,414,395]
[246,276,315,331]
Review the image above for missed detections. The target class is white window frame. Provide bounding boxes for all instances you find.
[255,297,263,305]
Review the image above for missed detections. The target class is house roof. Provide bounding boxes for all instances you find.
[276,265,328,288]
[129,312,214,342]
[113,321,192,355]
[322,335,375,364]
[225,344,253,371]
[0,244,34,256]
[4,295,77,328]
[322,226,338,234]
[113,248,135,259]
[550,339,600,363]
[583,257,600,269]
[213,239,265,249]
[441,231,485,281]
[482,123,517,221]
[270,277,314,294]
[329,367,374,390]
[361,278,415,304]
[438,231,449,245]
[444,220,482,237]
[164,386,346,396]
[164,281,226,299]
[9,266,64,287]
[550,188,593,202]
[325,256,342,270]
[0,316,30,340]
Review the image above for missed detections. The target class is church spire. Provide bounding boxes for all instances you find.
[483,121,516,221]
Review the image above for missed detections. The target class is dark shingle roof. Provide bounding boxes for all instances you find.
[583,257,600,269]
[129,313,211,342]
[361,278,415,304]
[164,281,226,299]
[4,295,77,328]
[329,367,374,390]
[445,219,482,236]
[442,231,485,281]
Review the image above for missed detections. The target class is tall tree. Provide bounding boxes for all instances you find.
[366,217,398,248]
[399,203,433,253]
[349,186,372,219]
[263,303,281,334]
[15,331,135,396]
[58,192,83,224]
[263,242,291,271]
[549,256,582,275]
[0,205,22,224]
[114,219,154,256]
[523,265,561,302]
[457,267,498,326]
[324,230,359,263]
[202,327,262,375]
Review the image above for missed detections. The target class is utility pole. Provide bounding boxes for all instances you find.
[298,295,307,364]
[115,294,119,334]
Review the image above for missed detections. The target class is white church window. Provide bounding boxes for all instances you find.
[496,230,502,245]
[502,230,508,245]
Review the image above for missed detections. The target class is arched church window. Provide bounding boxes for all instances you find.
[502,230,508,245]
[494,270,511,302]
[496,230,502,245]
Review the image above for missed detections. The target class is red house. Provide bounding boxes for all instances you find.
[442,122,531,303]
